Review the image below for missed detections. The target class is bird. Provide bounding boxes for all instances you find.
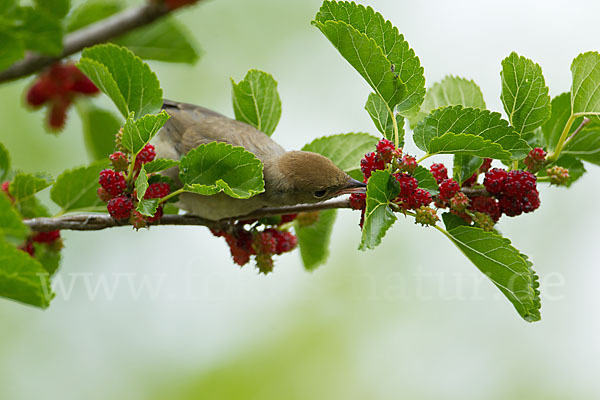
[154,100,366,221]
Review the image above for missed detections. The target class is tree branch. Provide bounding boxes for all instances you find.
[23,198,352,232]
[0,2,173,83]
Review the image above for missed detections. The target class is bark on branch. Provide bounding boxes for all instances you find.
[23,198,352,232]
[0,2,173,83]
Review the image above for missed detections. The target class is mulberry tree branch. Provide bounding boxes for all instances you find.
[23,198,353,232]
[0,2,177,83]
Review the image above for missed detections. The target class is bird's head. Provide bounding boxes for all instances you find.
[264,151,366,206]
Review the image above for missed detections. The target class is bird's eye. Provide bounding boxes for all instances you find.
[313,189,327,198]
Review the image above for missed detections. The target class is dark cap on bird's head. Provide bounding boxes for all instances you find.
[267,150,365,205]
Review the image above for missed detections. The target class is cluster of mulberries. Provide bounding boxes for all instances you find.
[351,139,437,227]
[25,62,99,130]
[210,214,298,274]
[484,168,540,217]
[97,144,171,228]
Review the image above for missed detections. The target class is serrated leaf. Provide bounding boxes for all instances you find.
[0,193,28,241]
[143,158,179,173]
[66,0,122,32]
[0,141,10,182]
[443,225,541,322]
[231,69,281,136]
[453,155,483,185]
[501,52,551,135]
[295,210,337,271]
[410,76,486,128]
[16,195,50,219]
[315,1,424,116]
[441,212,469,231]
[427,132,511,159]
[76,102,122,161]
[115,17,200,64]
[571,51,600,117]
[34,0,70,19]
[179,142,265,199]
[364,93,405,143]
[301,132,378,172]
[51,160,108,213]
[412,165,438,195]
[537,155,585,187]
[562,124,600,165]
[312,17,406,111]
[137,199,159,217]
[0,238,54,308]
[122,111,169,155]
[17,7,63,55]
[135,166,149,201]
[33,243,61,276]
[9,173,52,203]
[414,106,531,160]
[541,93,582,151]
[0,29,24,70]
[0,237,54,309]
[78,44,163,119]
[360,170,399,250]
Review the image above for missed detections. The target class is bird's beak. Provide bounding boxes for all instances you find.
[335,178,367,195]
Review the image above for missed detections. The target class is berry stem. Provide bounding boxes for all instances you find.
[157,188,185,204]
[547,114,576,163]
[416,154,431,163]
[390,105,399,149]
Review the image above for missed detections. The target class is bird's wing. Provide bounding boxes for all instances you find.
[158,100,286,161]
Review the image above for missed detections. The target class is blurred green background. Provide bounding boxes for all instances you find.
[1,0,599,398]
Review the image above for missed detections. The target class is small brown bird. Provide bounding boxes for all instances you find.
[154,100,365,220]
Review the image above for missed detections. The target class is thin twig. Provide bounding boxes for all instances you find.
[23,198,353,232]
[0,2,172,83]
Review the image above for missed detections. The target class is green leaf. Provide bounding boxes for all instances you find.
[0,237,54,309]
[427,132,511,159]
[314,1,424,116]
[501,52,551,135]
[121,111,170,155]
[34,0,70,19]
[76,102,122,161]
[571,51,600,117]
[301,132,379,172]
[16,195,50,219]
[453,155,483,186]
[51,160,108,213]
[441,212,469,231]
[537,155,585,187]
[0,29,24,70]
[0,193,28,241]
[414,106,531,160]
[562,124,600,165]
[294,210,337,271]
[77,44,163,119]
[412,165,438,195]
[9,173,52,203]
[231,69,281,136]
[312,13,406,111]
[115,17,200,64]
[443,225,541,322]
[0,141,10,182]
[66,0,122,32]
[17,7,63,55]
[144,158,179,173]
[541,93,582,152]
[359,170,399,250]
[33,243,61,276]
[137,199,159,217]
[364,93,405,143]
[135,166,149,201]
[179,142,265,199]
[410,76,486,128]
